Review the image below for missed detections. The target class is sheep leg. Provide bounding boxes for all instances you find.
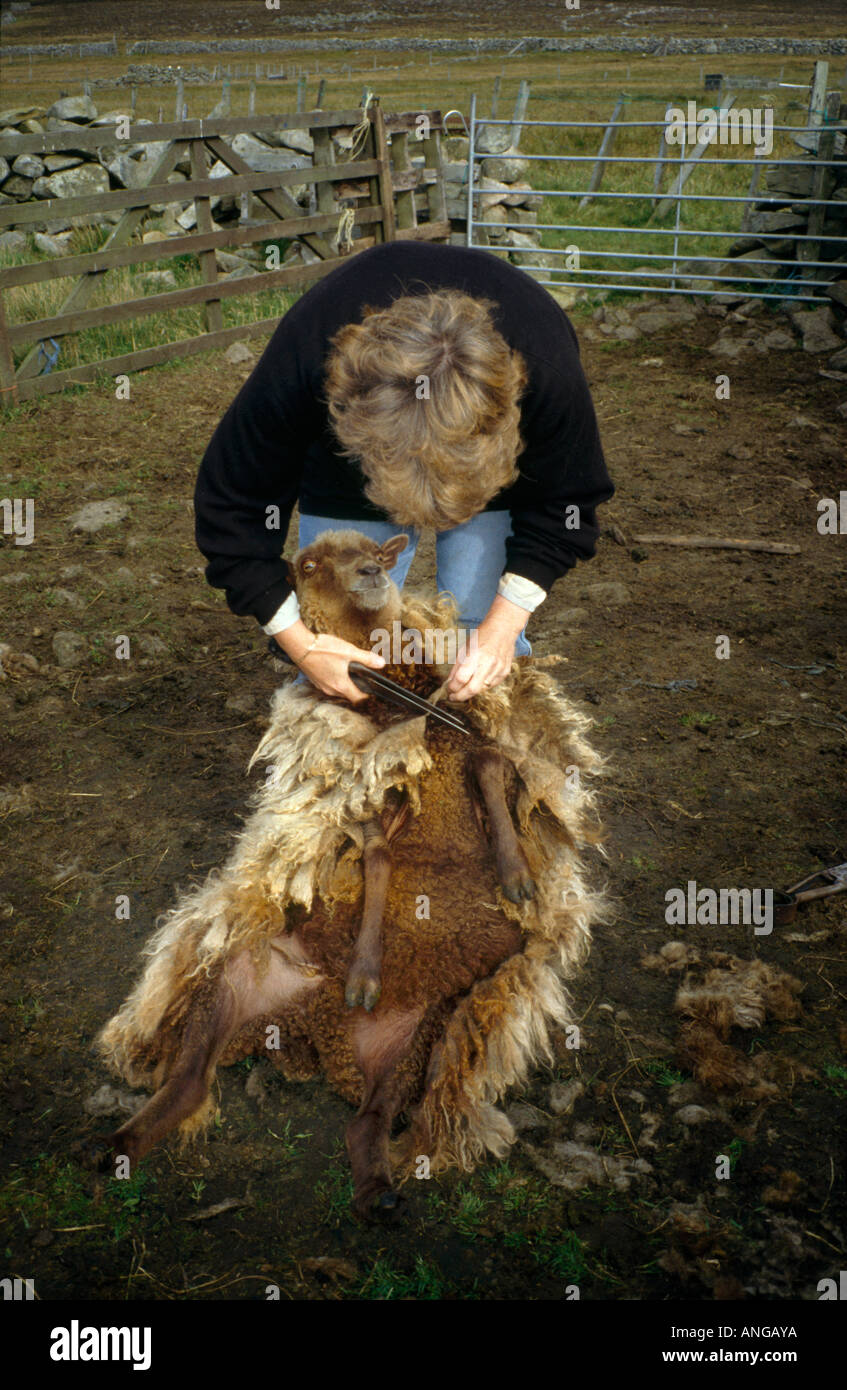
[98,939,322,1171]
[471,746,536,903]
[347,1008,423,1215]
[101,978,239,1173]
[345,818,391,1012]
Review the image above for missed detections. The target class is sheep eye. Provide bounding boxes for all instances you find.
[301,559,317,575]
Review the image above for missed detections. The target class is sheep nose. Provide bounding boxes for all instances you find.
[357,563,382,576]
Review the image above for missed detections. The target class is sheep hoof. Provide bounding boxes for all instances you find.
[345,966,382,1012]
[77,1134,120,1174]
[501,870,536,903]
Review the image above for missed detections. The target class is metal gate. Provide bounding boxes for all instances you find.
[465,79,846,305]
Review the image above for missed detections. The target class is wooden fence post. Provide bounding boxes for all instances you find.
[808,59,829,127]
[189,138,223,334]
[510,79,531,146]
[315,77,326,108]
[651,108,669,206]
[371,103,396,244]
[580,94,624,209]
[0,293,19,405]
[391,130,416,231]
[491,75,501,118]
[801,89,840,266]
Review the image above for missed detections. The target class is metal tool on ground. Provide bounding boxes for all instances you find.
[773,861,847,925]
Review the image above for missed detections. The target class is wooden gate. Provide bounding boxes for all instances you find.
[0,102,451,402]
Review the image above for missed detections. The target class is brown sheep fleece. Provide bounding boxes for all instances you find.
[97,541,608,1183]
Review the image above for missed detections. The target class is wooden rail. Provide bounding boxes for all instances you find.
[0,102,451,404]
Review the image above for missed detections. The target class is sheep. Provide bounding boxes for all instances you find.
[95,529,607,1215]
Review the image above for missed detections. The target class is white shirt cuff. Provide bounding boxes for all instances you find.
[497,572,547,612]
[261,590,301,636]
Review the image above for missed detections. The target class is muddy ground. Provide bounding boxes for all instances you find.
[1,298,845,1301]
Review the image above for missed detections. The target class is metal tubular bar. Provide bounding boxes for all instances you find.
[474,220,847,241]
[473,118,845,131]
[531,265,831,286]
[474,221,847,247]
[529,279,823,301]
[488,187,847,205]
[470,152,847,167]
[466,90,477,250]
[479,243,841,270]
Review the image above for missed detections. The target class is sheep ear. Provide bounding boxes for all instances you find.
[378,534,409,569]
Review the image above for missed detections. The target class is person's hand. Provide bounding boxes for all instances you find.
[446,595,527,702]
[275,623,385,703]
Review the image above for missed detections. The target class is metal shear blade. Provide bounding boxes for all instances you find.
[348,661,471,735]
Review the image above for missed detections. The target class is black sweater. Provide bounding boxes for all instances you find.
[194,241,614,626]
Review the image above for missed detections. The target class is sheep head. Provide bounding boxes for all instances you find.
[286,529,409,646]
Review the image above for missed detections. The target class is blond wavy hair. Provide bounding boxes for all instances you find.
[323,290,528,529]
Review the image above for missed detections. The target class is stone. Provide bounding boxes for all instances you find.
[726,248,782,279]
[33,165,110,199]
[141,229,167,244]
[52,631,88,668]
[546,287,578,311]
[0,106,45,127]
[2,175,33,199]
[33,231,73,256]
[481,151,530,183]
[51,587,85,609]
[502,228,542,251]
[220,264,255,281]
[90,110,134,127]
[215,249,252,273]
[708,336,750,358]
[230,132,311,177]
[0,156,8,183]
[789,306,842,354]
[11,153,44,179]
[475,123,514,155]
[614,324,641,341]
[826,279,847,310]
[42,153,83,173]
[224,341,254,365]
[765,164,835,199]
[828,344,847,370]
[0,229,25,251]
[440,136,468,162]
[266,126,314,154]
[176,202,197,230]
[631,306,697,334]
[68,499,129,533]
[749,209,806,234]
[46,95,98,123]
[760,329,796,351]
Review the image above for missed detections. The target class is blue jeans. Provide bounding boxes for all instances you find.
[298,510,532,657]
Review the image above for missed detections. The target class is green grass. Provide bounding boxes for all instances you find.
[313,1157,354,1226]
[1,223,301,374]
[642,1060,686,1087]
[0,1154,159,1244]
[357,1254,446,1300]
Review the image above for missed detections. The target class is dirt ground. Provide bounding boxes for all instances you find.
[1,297,846,1302]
